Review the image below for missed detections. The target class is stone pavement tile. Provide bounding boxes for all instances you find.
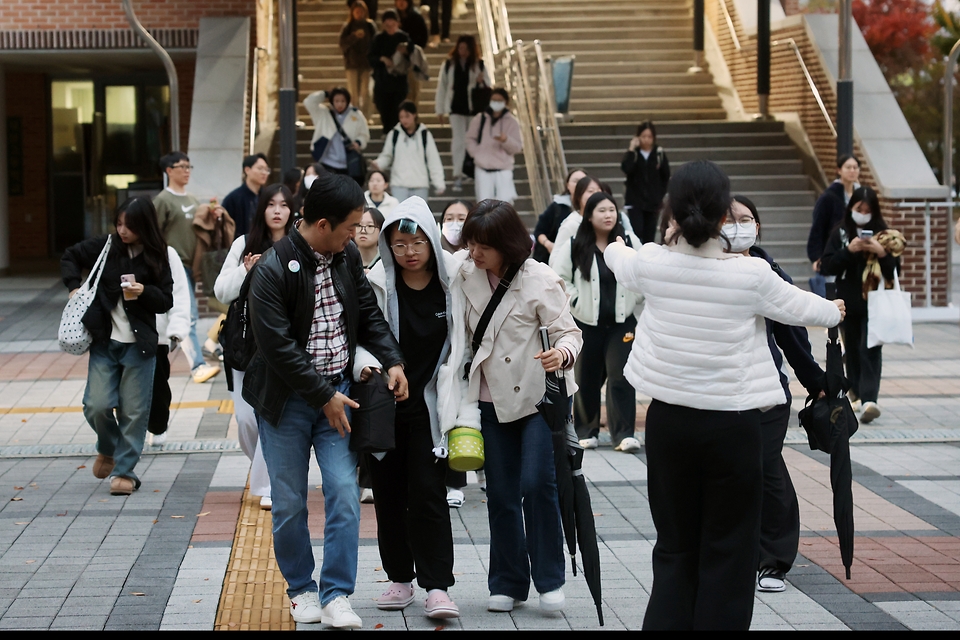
[49,615,108,629]
[0,616,54,629]
[877,601,960,630]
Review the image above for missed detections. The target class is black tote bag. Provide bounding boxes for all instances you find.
[348,372,396,453]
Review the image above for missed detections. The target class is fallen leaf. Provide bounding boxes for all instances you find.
[171,515,185,519]
[21,419,26,423]
[76,465,86,469]
[481,499,487,503]
[204,578,209,581]
[29,483,37,487]
[435,626,444,631]
[193,599,203,604]
[25,560,35,564]
[99,499,109,503]
[197,512,211,517]
[14,522,29,525]
[130,592,146,597]
[187,545,194,549]
[375,579,389,583]
[374,566,382,571]
[153,489,160,493]
[56,511,67,517]
[593,513,603,517]
[375,624,384,629]
[153,520,158,524]
[13,486,23,490]
[10,497,22,502]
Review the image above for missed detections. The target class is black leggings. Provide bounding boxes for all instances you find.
[841,314,883,403]
[148,345,171,435]
[642,399,762,630]
[573,318,636,445]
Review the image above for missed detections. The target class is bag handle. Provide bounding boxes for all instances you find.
[86,235,113,293]
[471,263,520,355]
[877,265,902,292]
[328,107,355,146]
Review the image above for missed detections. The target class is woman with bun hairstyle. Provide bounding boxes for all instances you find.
[603,161,845,629]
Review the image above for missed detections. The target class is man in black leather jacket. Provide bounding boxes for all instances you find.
[243,170,407,628]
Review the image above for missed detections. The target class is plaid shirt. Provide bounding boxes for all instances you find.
[306,252,349,376]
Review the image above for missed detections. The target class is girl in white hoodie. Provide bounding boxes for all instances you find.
[603,161,845,630]
[373,101,446,201]
[352,197,476,620]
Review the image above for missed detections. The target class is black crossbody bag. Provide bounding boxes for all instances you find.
[329,108,367,184]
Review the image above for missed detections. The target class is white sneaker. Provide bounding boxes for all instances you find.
[260,496,272,510]
[150,432,167,446]
[757,567,786,592]
[320,595,362,629]
[539,588,565,612]
[446,488,465,508]
[360,488,375,504]
[192,363,220,384]
[860,402,881,424]
[615,437,641,453]
[579,437,599,449]
[476,469,486,492]
[487,594,517,612]
[289,590,323,624]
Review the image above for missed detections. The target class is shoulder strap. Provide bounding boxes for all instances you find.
[477,114,485,145]
[328,107,354,145]
[471,264,521,355]
[421,128,429,164]
[392,129,400,153]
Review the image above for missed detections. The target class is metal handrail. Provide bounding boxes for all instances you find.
[718,0,741,51]
[249,47,267,155]
[773,38,837,138]
[474,1,568,213]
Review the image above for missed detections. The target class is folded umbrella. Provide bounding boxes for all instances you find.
[536,328,604,625]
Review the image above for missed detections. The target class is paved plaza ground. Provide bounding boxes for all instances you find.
[3,276,960,630]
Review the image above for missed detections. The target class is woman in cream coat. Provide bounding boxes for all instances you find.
[455,199,582,615]
[604,161,845,630]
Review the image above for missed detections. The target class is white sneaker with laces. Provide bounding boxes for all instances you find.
[579,437,599,449]
[446,488,465,508]
[487,594,517,612]
[360,488,375,504]
[539,588,565,612]
[150,432,167,446]
[192,363,220,384]
[320,595,362,629]
[289,590,323,624]
[860,402,881,424]
[615,437,642,453]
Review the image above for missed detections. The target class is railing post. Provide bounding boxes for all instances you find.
[837,0,854,156]
[278,0,297,176]
[756,0,770,119]
[690,0,704,73]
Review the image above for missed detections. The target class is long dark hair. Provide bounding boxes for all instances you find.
[840,186,886,242]
[449,34,479,67]
[114,196,169,281]
[572,175,600,214]
[571,192,629,278]
[732,194,761,243]
[244,184,296,256]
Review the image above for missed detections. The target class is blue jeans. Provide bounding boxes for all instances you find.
[258,385,360,603]
[83,340,156,485]
[182,267,205,370]
[480,402,565,599]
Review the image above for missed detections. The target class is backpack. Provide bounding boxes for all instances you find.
[392,127,431,167]
[219,237,300,372]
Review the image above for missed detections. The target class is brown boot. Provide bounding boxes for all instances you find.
[93,454,115,479]
[110,477,136,496]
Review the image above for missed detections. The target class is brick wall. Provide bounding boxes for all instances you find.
[5,73,48,260]
[707,1,947,305]
[0,0,255,30]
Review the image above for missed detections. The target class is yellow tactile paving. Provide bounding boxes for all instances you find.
[785,447,936,532]
[0,400,224,415]
[215,487,293,631]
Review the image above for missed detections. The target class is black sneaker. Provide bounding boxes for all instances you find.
[757,567,786,592]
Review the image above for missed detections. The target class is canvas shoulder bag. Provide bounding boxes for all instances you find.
[59,235,112,355]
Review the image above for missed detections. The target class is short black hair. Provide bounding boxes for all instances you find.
[364,206,385,229]
[461,199,532,268]
[491,87,510,102]
[732,194,761,242]
[398,100,418,115]
[159,151,189,172]
[837,153,860,169]
[636,120,657,139]
[282,167,303,187]
[243,153,269,170]
[668,160,731,248]
[302,169,365,226]
[329,86,352,105]
[381,8,400,22]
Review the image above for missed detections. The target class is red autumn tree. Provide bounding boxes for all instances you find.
[853,0,936,76]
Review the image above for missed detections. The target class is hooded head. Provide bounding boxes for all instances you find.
[378,196,451,290]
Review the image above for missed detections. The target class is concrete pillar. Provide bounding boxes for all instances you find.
[0,65,9,273]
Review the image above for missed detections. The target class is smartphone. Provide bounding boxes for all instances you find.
[858,229,874,240]
[121,274,137,300]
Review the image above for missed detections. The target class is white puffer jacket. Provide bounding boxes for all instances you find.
[604,237,842,412]
[156,246,191,347]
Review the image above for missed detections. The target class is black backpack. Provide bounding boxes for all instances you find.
[219,238,299,372]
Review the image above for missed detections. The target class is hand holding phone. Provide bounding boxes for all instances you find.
[120,274,140,300]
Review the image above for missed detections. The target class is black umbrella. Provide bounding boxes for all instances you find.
[798,286,858,579]
[536,328,604,626]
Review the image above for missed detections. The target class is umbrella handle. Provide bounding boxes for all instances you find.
[539,326,551,352]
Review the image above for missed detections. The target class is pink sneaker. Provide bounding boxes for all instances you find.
[424,590,460,619]
[376,582,415,610]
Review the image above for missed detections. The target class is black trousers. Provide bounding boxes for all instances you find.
[425,0,453,39]
[446,467,467,489]
[148,345,171,436]
[642,399,762,631]
[627,207,659,244]
[369,407,455,591]
[759,403,799,574]
[841,314,882,403]
[573,318,637,446]
[374,84,408,135]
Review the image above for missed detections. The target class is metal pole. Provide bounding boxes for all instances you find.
[757,0,770,119]
[278,0,297,176]
[122,0,179,151]
[837,0,854,156]
[924,200,932,308]
[690,0,704,73]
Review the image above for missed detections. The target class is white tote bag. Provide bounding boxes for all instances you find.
[58,236,112,355]
[866,269,913,349]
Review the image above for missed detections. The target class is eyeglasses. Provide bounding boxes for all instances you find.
[172,164,194,170]
[391,240,429,256]
[358,224,379,233]
[729,217,755,227]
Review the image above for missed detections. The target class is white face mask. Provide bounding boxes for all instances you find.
[852,212,872,227]
[442,221,463,246]
[303,174,317,190]
[489,100,506,113]
[721,222,757,253]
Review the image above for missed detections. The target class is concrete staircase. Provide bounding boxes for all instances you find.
[292,0,533,215]
[506,0,818,282]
